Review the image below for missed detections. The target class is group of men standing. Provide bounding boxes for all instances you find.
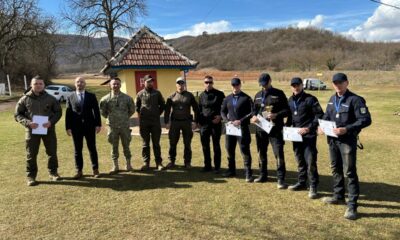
[14,72,371,220]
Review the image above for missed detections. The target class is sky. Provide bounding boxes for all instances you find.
[38,0,400,42]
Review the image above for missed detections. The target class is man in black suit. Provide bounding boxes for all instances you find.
[66,76,102,179]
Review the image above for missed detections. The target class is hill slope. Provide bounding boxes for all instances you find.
[55,28,400,73]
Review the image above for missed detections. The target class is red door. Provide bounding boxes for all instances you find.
[135,71,158,93]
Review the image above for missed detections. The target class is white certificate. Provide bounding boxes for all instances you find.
[318,119,338,138]
[254,114,274,134]
[283,127,303,142]
[32,115,49,135]
[225,122,242,136]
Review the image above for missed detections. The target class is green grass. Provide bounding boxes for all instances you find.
[0,76,399,239]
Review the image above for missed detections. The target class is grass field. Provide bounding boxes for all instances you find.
[0,71,399,239]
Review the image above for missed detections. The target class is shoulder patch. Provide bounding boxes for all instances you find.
[360,107,367,114]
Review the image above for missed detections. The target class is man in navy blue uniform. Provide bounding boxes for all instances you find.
[221,78,254,182]
[250,73,290,189]
[198,75,225,173]
[319,73,371,220]
[286,77,324,198]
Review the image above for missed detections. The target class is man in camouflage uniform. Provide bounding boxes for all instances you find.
[15,76,62,186]
[164,77,199,168]
[100,77,135,174]
[136,74,166,171]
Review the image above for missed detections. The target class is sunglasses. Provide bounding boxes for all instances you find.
[204,81,213,84]
[177,81,185,85]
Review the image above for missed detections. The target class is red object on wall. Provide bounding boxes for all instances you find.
[135,71,157,93]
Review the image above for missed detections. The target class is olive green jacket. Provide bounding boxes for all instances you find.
[14,90,62,130]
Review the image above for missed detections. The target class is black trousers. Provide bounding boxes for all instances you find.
[140,120,162,165]
[328,137,359,210]
[168,120,193,164]
[26,129,58,178]
[72,126,99,171]
[255,128,286,181]
[200,123,222,170]
[225,126,252,176]
[292,136,319,188]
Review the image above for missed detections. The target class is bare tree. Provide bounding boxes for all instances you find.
[0,0,57,81]
[325,57,337,71]
[63,0,147,58]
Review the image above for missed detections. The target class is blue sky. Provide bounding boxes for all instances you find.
[38,0,400,41]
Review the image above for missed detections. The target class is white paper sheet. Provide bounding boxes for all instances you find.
[254,114,274,134]
[32,115,48,135]
[318,119,338,138]
[283,127,303,142]
[225,122,242,136]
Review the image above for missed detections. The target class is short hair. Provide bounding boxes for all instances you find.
[204,75,213,81]
[32,75,43,81]
[75,76,85,81]
[110,77,121,82]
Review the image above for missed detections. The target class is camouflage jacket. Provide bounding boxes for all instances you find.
[99,91,135,128]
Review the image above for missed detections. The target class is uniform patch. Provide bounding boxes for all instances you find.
[360,107,367,114]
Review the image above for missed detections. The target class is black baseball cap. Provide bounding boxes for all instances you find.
[231,78,241,85]
[332,73,348,82]
[258,73,271,86]
[290,77,303,86]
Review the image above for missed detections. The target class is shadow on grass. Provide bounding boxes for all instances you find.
[40,166,227,191]
[267,169,400,219]
[39,167,399,219]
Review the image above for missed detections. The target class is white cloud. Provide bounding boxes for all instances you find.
[344,0,400,41]
[163,20,231,39]
[296,15,325,29]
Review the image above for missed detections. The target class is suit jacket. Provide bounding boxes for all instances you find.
[66,91,101,131]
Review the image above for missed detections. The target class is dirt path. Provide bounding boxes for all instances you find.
[0,101,16,112]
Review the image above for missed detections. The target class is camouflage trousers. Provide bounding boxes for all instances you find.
[107,127,132,166]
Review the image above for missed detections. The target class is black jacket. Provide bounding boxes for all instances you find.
[66,91,101,130]
[253,87,290,130]
[287,91,324,138]
[323,90,371,141]
[221,91,253,126]
[198,88,225,125]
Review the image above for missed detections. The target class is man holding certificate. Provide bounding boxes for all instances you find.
[15,76,62,186]
[286,77,324,198]
[250,73,291,188]
[319,73,371,220]
[221,78,254,182]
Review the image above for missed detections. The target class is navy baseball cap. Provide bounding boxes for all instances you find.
[332,73,348,82]
[231,78,241,86]
[258,73,271,86]
[290,77,303,86]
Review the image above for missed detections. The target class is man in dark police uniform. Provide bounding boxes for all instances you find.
[319,72,371,220]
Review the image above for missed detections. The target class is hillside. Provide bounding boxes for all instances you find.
[55,28,400,73]
[55,35,127,73]
[168,28,400,71]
